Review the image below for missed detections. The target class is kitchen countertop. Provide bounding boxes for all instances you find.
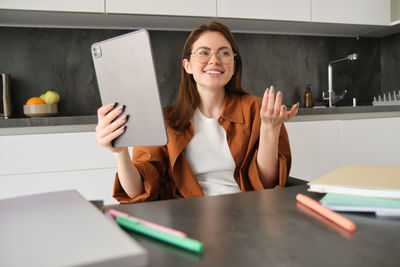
[0,115,97,135]
[291,105,400,122]
[1,105,400,135]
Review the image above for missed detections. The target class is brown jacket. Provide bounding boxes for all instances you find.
[113,93,292,203]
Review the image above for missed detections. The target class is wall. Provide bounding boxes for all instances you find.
[380,31,400,94]
[1,26,398,118]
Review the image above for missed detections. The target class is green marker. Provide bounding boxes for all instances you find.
[116,216,203,253]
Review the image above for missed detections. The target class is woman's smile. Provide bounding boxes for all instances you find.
[204,68,225,77]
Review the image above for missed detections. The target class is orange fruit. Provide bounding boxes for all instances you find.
[26,97,46,105]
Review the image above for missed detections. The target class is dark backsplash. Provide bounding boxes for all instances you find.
[0,26,398,117]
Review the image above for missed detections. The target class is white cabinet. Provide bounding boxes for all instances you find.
[392,0,400,22]
[311,0,391,25]
[217,0,311,22]
[286,116,400,181]
[341,117,400,166]
[106,0,216,17]
[0,0,104,13]
[285,120,342,181]
[0,132,115,175]
[0,131,119,204]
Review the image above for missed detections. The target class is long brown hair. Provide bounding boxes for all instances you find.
[167,21,247,131]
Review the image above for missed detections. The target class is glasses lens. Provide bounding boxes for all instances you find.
[217,49,233,63]
[193,48,234,64]
[196,48,211,63]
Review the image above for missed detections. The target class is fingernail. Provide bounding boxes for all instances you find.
[270,86,275,93]
[118,105,125,110]
[109,102,117,107]
[277,91,282,96]
[119,125,126,131]
[282,105,287,110]
[296,102,299,109]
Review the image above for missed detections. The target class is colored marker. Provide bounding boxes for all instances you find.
[116,216,203,253]
[108,209,187,237]
[296,194,356,232]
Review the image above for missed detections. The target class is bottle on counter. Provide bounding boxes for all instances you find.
[303,84,313,108]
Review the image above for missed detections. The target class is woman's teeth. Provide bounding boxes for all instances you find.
[206,70,222,74]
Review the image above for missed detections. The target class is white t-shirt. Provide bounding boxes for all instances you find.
[184,108,241,196]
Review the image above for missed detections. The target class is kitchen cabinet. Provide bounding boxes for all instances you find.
[311,0,391,26]
[286,116,400,181]
[106,0,216,17]
[285,120,342,181]
[217,0,311,22]
[0,0,106,28]
[393,0,400,22]
[0,0,104,13]
[0,0,396,36]
[0,131,119,204]
[341,117,400,166]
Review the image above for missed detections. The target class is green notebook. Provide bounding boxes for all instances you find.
[320,193,400,217]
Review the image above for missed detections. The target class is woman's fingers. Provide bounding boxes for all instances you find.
[261,88,269,113]
[97,103,116,120]
[286,103,299,121]
[97,114,128,140]
[274,91,283,115]
[260,87,299,124]
[97,105,125,130]
[96,102,129,149]
[98,125,126,147]
[267,86,275,115]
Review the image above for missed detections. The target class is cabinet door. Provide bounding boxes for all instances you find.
[0,0,104,13]
[217,0,311,22]
[341,117,400,166]
[0,132,116,176]
[106,0,216,17]
[311,0,390,25]
[285,120,342,181]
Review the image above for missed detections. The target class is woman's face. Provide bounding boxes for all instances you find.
[183,31,235,94]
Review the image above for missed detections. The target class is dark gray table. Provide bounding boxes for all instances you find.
[105,184,400,267]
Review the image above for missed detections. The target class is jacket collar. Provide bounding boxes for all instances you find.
[220,93,245,124]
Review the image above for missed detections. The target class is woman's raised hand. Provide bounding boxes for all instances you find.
[260,86,298,130]
[95,103,128,153]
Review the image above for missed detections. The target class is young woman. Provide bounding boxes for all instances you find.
[96,21,298,203]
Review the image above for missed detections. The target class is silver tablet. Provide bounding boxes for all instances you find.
[91,29,168,147]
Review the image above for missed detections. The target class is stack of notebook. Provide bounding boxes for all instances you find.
[307,165,400,217]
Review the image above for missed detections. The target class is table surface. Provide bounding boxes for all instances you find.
[105,185,400,267]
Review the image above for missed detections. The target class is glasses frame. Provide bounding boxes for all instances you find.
[190,47,237,64]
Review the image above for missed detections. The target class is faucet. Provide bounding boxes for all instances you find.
[322,53,358,107]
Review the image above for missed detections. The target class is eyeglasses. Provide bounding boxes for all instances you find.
[191,47,236,64]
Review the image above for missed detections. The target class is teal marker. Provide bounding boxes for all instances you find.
[116,216,203,253]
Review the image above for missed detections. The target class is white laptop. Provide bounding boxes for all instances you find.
[91,29,168,147]
[0,190,147,267]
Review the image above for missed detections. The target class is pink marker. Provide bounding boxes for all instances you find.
[108,209,188,237]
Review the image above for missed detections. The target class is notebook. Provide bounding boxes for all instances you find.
[320,193,400,217]
[0,190,147,267]
[308,165,400,199]
[91,29,168,147]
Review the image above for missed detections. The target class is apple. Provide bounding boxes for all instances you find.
[40,90,60,104]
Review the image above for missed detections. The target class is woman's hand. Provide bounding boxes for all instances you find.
[260,86,298,131]
[95,103,128,153]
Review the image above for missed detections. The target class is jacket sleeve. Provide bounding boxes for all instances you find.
[112,145,170,203]
[247,123,292,189]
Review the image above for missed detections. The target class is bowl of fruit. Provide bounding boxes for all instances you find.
[23,91,60,117]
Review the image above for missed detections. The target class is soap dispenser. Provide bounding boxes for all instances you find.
[303,84,313,108]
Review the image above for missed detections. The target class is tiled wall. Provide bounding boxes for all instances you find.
[0,27,398,117]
